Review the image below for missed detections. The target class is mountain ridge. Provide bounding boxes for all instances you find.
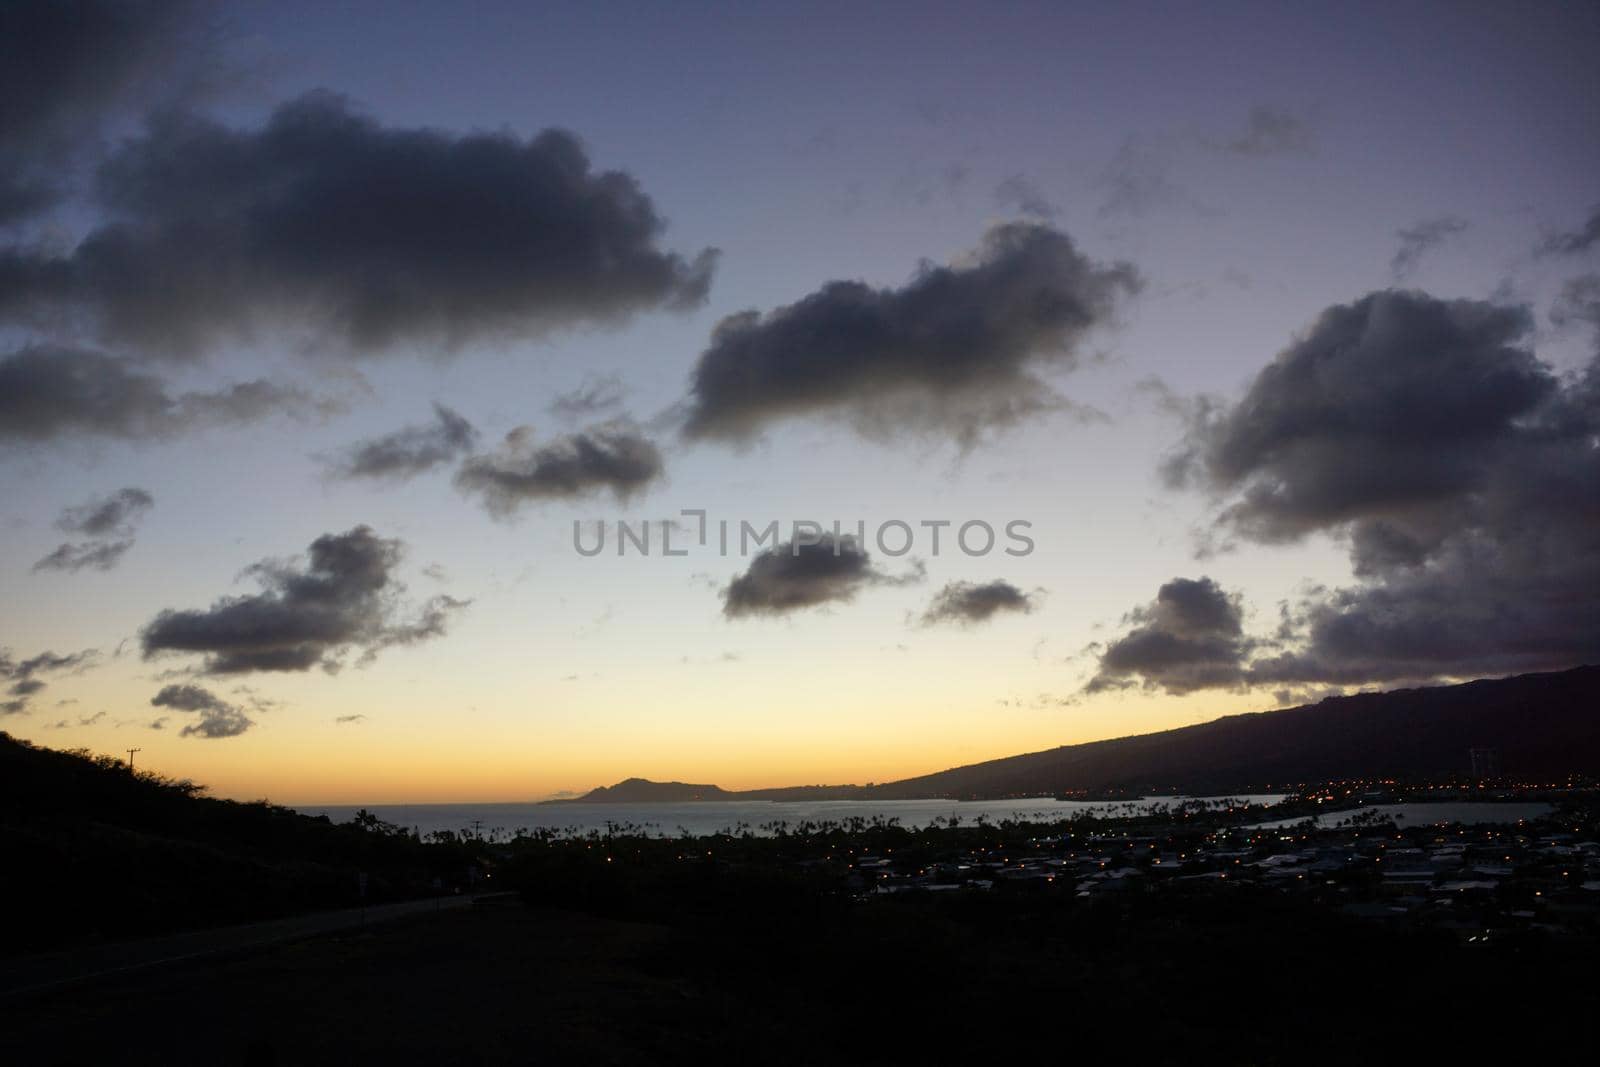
[566,666,1600,802]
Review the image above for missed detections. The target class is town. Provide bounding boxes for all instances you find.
[492,779,1600,944]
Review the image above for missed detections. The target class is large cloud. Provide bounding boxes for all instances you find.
[0,344,332,445]
[1166,292,1556,543]
[0,0,211,224]
[150,683,253,739]
[33,487,154,573]
[327,404,477,481]
[0,92,715,358]
[920,580,1036,626]
[1148,289,1600,687]
[722,534,915,619]
[681,223,1138,444]
[0,648,96,715]
[1086,577,1253,694]
[140,526,466,674]
[455,422,664,517]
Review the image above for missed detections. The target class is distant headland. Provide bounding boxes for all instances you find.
[542,778,864,804]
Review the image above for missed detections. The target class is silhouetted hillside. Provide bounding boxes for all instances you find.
[866,666,1600,798]
[0,733,480,955]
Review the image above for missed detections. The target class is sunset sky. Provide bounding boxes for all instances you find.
[2,0,1597,803]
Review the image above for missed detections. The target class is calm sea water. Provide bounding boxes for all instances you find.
[299,795,1288,839]
[1251,801,1554,831]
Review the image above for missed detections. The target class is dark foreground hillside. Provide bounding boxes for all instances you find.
[0,733,480,955]
[871,665,1600,798]
[3,891,1593,1065]
[5,729,1598,1063]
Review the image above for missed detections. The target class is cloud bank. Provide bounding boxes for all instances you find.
[327,404,478,481]
[455,421,664,517]
[34,487,154,573]
[150,683,253,739]
[0,91,716,358]
[0,0,213,224]
[1141,289,1600,687]
[0,344,333,446]
[0,648,96,715]
[1087,577,1254,694]
[723,534,917,618]
[141,525,467,674]
[920,580,1036,626]
[681,223,1138,445]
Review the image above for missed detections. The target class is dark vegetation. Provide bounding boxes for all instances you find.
[0,732,484,955]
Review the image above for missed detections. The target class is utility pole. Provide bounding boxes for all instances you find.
[126,747,141,773]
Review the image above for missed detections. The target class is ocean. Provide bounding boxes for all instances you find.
[298,795,1290,840]
[1250,801,1555,831]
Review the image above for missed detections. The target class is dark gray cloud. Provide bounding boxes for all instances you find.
[0,92,716,358]
[1086,577,1254,695]
[0,647,96,715]
[334,713,366,725]
[920,580,1036,626]
[33,539,134,573]
[722,534,912,619]
[33,487,154,573]
[0,1,213,224]
[1216,106,1314,157]
[1166,291,1557,541]
[1156,289,1600,686]
[549,375,626,420]
[150,683,253,739]
[1390,216,1468,281]
[1538,205,1600,257]
[327,403,477,481]
[682,223,1138,444]
[0,344,333,445]
[140,525,467,674]
[455,421,664,517]
[992,175,1058,220]
[56,487,154,537]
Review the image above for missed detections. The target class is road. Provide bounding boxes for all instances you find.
[0,894,474,1000]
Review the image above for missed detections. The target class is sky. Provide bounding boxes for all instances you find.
[1,0,1597,803]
